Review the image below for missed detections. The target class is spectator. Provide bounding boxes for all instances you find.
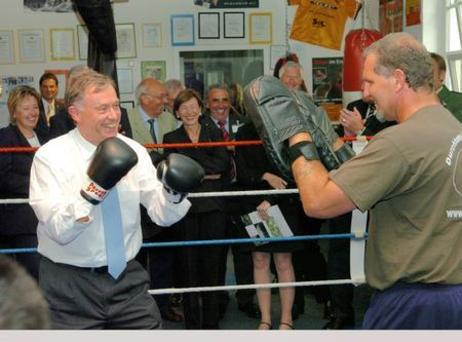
[0,85,48,280]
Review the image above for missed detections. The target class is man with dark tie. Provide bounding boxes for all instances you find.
[36,72,64,139]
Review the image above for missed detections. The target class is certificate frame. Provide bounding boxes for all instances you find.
[142,23,162,48]
[117,67,134,94]
[116,23,137,59]
[0,30,15,64]
[50,28,76,61]
[77,25,89,60]
[18,29,45,63]
[198,12,220,39]
[224,12,245,39]
[171,14,195,46]
[249,12,272,45]
[141,60,167,81]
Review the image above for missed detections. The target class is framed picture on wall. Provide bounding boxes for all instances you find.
[141,60,167,81]
[0,30,15,64]
[50,28,76,61]
[171,14,195,46]
[18,29,45,63]
[116,23,137,59]
[142,23,162,47]
[224,12,245,39]
[198,12,220,39]
[77,25,89,60]
[249,12,272,44]
[120,100,135,112]
[117,67,134,94]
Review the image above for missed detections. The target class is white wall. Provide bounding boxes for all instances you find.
[0,0,442,128]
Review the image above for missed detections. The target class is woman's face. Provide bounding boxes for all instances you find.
[13,95,40,132]
[177,97,201,126]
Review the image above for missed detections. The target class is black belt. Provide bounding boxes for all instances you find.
[43,256,133,274]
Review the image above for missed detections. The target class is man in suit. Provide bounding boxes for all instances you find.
[165,79,185,115]
[36,72,64,139]
[202,84,259,320]
[430,52,462,122]
[128,78,177,152]
[129,77,181,322]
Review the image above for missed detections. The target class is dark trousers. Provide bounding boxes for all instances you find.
[0,234,40,281]
[327,213,355,320]
[363,282,462,329]
[39,256,161,329]
[177,210,227,329]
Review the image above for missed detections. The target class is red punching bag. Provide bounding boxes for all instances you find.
[343,29,382,104]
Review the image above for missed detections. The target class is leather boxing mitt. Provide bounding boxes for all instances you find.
[157,153,205,204]
[81,137,138,204]
[244,76,354,181]
[244,75,311,181]
[292,91,355,168]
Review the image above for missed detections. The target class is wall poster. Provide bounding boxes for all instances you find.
[312,57,343,122]
[193,0,258,8]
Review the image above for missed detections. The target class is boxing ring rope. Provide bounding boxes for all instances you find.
[0,138,371,293]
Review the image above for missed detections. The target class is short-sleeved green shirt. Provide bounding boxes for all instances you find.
[330,105,462,290]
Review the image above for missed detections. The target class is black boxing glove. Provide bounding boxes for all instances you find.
[81,137,138,204]
[157,153,205,204]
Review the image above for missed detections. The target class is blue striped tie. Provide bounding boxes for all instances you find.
[101,187,127,279]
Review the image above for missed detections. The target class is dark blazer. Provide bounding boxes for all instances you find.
[162,121,230,213]
[201,111,247,141]
[234,122,303,249]
[36,99,65,140]
[0,125,46,235]
[49,106,133,139]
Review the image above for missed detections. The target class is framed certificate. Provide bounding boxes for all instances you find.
[198,12,220,39]
[50,28,76,61]
[171,14,195,46]
[142,23,162,48]
[0,30,15,64]
[249,12,272,44]
[77,25,89,60]
[224,12,245,39]
[18,29,45,63]
[116,23,137,59]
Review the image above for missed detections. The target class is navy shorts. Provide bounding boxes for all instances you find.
[362,282,462,329]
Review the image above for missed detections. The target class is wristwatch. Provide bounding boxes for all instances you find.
[287,141,319,164]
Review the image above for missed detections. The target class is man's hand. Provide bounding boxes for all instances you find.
[339,107,364,135]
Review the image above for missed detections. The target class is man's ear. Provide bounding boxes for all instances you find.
[393,68,407,90]
[68,105,80,124]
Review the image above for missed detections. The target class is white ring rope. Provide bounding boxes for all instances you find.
[149,278,365,295]
[0,188,300,204]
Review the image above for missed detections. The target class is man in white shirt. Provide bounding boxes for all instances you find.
[29,68,195,329]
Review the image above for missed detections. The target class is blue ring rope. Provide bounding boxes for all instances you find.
[0,232,367,255]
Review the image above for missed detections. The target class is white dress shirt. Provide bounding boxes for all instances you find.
[29,128,191,267]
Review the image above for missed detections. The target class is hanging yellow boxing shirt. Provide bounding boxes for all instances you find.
[290,0,360,50]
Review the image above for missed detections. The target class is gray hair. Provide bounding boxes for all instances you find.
[278,61,304,78]
[364,32,433,91]
[0,256,50,329]
[65,68,116,108]
[165,79,184,92]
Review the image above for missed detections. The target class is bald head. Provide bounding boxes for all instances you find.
[135,78,168,117]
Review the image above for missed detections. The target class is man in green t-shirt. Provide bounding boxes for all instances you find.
[253,33,462,329]
[430,52,462,122]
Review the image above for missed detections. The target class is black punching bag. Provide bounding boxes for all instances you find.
[73,0,119,94]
